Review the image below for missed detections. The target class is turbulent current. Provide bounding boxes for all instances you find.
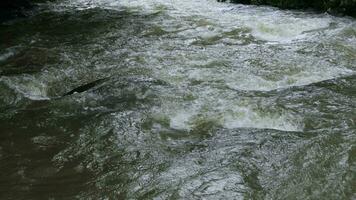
[0,0,355,199]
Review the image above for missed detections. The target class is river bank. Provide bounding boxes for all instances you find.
[0,0,53,22]
[228,0,356,16]
[0,0,32,21]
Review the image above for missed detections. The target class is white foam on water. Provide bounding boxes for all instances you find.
[45,0,354,131]
[60,0,354,44]
[153,91,303,132]
[236,10,334,42]
[222,106,301,131]
[0,50,16,62]
[169,60,353,91]
[107,0,335,43]
[52,0,355,133]
[225,66,354,91]
[170,111,197,130]
[0,76,50,100]
[112,0,355,90]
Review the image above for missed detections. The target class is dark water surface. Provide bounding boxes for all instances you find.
[0,0,355,199]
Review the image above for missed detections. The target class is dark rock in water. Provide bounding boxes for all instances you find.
[63,78,109,96]
[226,0,356,16]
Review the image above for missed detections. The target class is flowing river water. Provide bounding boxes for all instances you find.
[0,0,355,199]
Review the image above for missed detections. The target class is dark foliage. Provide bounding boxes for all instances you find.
[226,0,356,16]
[0,0,34,22]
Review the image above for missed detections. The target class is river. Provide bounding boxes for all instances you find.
[0,0,355,199]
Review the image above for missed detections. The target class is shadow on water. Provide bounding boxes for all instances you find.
[0,109,95,199]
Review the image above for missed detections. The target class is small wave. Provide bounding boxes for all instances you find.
[225,68,354,92]
[0,76,50,100]
[0,47,19,63]
[244,14,332,43]
[150,95,303,132]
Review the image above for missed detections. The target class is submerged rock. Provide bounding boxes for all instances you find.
[225,0,356,16]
